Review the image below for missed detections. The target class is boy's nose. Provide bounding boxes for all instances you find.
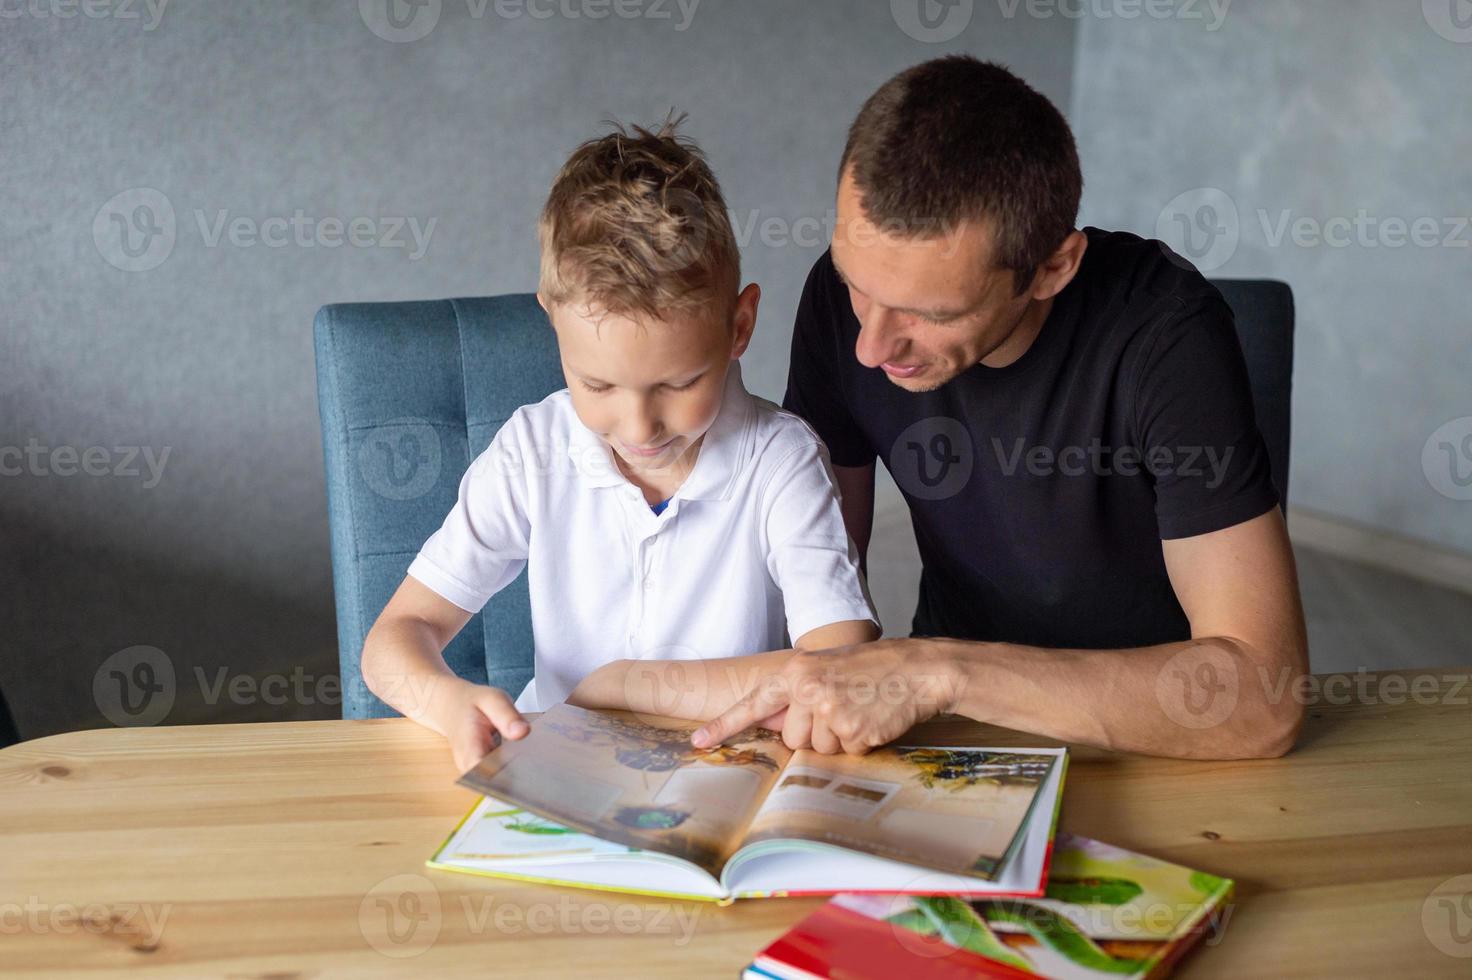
[620,403,664,448]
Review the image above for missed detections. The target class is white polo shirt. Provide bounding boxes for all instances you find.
[407,362,877,712]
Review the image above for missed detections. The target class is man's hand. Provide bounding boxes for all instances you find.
[691,639,963,755]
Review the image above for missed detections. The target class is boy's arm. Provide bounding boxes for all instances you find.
[567,649,797,721]
[566,619,878,721]
[363,576,529,771]
[795,618,879,650]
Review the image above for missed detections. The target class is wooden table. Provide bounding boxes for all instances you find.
[2,667,1469,977]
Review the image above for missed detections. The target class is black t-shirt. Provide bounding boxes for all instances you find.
[783,228,1279,649]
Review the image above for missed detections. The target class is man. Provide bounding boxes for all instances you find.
[690,56,1308,761]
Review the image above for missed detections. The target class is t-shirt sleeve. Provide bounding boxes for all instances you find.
[1131,295,1280,539]
[761,432,880,642]
[781,253,877,468]
[406,419,532,613]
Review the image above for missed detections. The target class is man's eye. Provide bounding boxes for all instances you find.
[666,377,701,391]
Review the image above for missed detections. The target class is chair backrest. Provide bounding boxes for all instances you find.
[1209,279,1295,510]
[0,688,18,748]
[314,294,563,718]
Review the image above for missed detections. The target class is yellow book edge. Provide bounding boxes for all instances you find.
[423,801,739,904]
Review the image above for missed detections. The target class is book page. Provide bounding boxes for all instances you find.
[738,747,1058,880]
[435,796,640,864]
[457,703,792,878]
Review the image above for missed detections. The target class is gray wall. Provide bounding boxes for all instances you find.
[2,0,1077,737]
[1070,0,1472,554]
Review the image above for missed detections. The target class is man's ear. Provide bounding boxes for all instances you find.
[729,282,761,359]
[1028,230,1088,302]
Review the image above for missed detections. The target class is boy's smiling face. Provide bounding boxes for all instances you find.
[542,284,759,487]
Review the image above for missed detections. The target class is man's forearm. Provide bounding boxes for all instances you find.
[923,635,1306,759]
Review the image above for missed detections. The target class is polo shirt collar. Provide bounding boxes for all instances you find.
[564,361,754,501]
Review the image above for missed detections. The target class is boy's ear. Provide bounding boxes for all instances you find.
[729,283,760,359]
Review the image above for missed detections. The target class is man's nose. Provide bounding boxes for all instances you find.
[854,305,903,369]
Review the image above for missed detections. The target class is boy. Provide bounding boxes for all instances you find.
[361,120,879,773]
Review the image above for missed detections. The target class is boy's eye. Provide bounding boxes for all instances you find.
[580,380,612,394]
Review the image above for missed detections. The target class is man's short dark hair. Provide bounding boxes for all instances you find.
[839,56,1083,295]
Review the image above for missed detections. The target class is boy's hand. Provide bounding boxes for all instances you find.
[423,678,530,774]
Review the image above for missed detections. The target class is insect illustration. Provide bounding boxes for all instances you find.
[612,805,691,830]
[547,712,781,773]
[899,749,1053,791]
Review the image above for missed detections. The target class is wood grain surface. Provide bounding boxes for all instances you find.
[2,667,1469,977]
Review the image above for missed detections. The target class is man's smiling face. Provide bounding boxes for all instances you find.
[830,166,1040,392]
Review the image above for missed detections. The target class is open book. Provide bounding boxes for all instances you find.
[427,703,1068,903]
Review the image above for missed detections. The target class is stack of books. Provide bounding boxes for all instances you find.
[743,835,1233,979]
[427,703,1232,976]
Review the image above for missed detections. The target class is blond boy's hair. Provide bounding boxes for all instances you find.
[538,117,739,324]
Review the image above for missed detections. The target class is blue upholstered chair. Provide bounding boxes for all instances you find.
[313,281,1292,720]
[1211,279,1295,510]
[314,295,563,718]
